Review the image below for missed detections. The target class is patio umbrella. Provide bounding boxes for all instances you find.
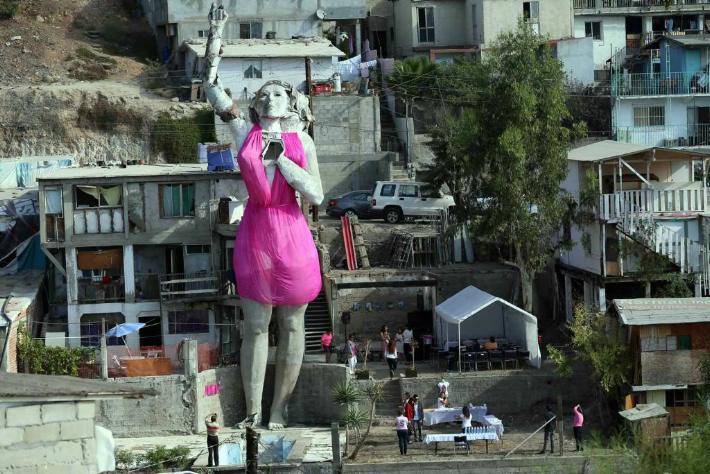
[105,322,145,338]
[105,322,145,358]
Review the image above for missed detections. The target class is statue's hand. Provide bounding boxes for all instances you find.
[208,3,229,28]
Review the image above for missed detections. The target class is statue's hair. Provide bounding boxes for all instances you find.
[248,80,314,128]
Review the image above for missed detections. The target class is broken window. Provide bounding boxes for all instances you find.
[74,185,122,209]
[127,183,145,233]
[585,21,602,40]
[417,7,435,43]
[160,183,195,218]
[168,309,210,334]
[239,22,263,39]
[634,106,665,127]
[244,60,263,79]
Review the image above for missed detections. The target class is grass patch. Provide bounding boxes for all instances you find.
[100,21,158,63]
[77,94,148,133]
[0,0,19,19]
[151,110,215,164]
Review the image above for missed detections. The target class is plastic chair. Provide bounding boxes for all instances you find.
[453,435,470,454]
[473,351,490,371]
[503,349,518,369]
[488,350,504,370]
[461,352,475,371]
[517,350,530,366]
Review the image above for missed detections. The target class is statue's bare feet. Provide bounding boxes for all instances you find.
[268,413,286,431]
[237,413,260,429]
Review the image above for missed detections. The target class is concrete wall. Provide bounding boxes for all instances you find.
[556,37,594,85]
[573,15,625,70]
[0,400,98,473]
[319,153,393,200]
[96,375,193,436]
[196,365,245,432]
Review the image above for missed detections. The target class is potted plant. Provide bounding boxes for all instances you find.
[356,339,371,379]
[405,341,418,377]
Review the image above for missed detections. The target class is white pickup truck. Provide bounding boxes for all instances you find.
[370,181,455,223]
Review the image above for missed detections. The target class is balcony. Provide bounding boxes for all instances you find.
[77,277,125,304]
[575,0,709,10]
[612,72,710,97]
[599,186,706,221]
[159,270,237,302]
[615,124,710,147]
[134,273,161,301]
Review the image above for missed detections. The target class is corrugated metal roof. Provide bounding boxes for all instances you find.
[632,384,688,392]
[568,140,653,162]
[619,403,668,421]
[664,35,710,47]
[184,37,345,58]
[614,298,710,325]
[37,164,240,181]
[0,373,156,401]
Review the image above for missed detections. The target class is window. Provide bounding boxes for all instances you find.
[168,309,210,334]
[585,21,602,41]
[523,1,539,21]
[244,60,263,79]
[45,187,64,242]
[666,388,700,408]
[80,313,125,347]
[185,244,210,254]
[74,185,122,209]
[640,334,690,351]
[239,22,263,39]
[45,187,63,215]
[160,183,195,218]
[417,7,435,43]
[398,184,419,198]
[634,106,665,127]
[197,29,208,38]
[421,185,442,198]
[380,184,396,197]
[353,192,370,202]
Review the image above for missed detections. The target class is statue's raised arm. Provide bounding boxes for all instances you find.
[203,3,240,122]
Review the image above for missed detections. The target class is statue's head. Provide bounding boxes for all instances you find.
[248,80,313,131]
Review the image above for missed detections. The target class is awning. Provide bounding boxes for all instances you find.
[619,403,668,421]
[614,298,710,326]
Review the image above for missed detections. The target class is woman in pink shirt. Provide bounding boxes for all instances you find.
[572,404,584,451]
[321,330,333,363]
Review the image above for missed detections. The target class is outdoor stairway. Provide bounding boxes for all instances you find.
[617,212,710,295]
[373,378,403,422]
[304,290,331,353]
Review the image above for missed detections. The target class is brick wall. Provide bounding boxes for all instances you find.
[0,401,98,473]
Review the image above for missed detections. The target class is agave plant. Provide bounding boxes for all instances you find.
[348,382,384,460]
[332,381,363,456]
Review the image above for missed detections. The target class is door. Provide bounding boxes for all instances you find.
[165,246,184,275]
[138,315,162,349]
[397,183,419,215]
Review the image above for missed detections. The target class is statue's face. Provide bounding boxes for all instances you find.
[253,84,290,119]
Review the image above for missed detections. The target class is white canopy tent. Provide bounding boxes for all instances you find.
[435,286,542,371]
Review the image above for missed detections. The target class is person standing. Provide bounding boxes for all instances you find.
[395,328,404,359]
[385,340,398,379]
[411,394,423,442]
[380,325,390,362]
[347,334,358,375]
[538,405,556,454]
[321,330,333,363]
[403,325,414,364]
[404,396,415,441]
[460,405,473,433]
[573,404,584,451]
[395,408,409,455]
[205,413,220,467]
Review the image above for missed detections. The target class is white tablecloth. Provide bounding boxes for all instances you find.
[424,432,498,444]
[469,404,505,437]
[423,407,461,426]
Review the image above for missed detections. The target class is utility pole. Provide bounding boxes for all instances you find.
[100,318,108,380]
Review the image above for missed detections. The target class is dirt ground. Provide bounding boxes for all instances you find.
[0,0,152,85]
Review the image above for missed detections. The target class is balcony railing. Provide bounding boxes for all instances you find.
[599,188,706,221]
[159,271,220,302]
[614,124,710,147]
[134,273,160,301]
[612,71,710,97]
[77,277,125,304]
[576,0,709,9]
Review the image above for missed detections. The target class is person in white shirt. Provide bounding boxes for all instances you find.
[385,340,398,379]
[395,408,409,455]
[460,405,473,433]
[347,334,358,374]
[437,394,449,409]
[402,325,414,364]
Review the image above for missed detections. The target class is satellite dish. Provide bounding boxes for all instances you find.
[315,9,326,19]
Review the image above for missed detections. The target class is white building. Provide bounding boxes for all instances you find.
[560,140,710,317]
[390,0,574,61]
[180,38,345,98]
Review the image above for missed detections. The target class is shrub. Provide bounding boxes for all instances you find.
[17,326,96,376]
[140,445,191,472]
[77,94,147,133]
[0,0,19,20]
[151,111,215,163]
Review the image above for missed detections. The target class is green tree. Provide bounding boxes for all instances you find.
[426,22,582,312]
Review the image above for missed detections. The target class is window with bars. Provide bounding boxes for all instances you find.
[585,21,602,40]
[160,183,195,218]
[666,388,700,407]
[417,7,435,43]
[634,106,665,127]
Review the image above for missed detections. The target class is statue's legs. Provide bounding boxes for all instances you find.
[268,303,307,430]
[238,297,272,427]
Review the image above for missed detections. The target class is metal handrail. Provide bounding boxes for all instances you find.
[503,416,556,459]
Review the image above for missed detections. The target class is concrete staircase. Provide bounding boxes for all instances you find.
[304,291,331,353]
[374,378,403,423]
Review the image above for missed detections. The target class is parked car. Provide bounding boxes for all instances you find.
[370,181,455,223]
[326,190,373,218]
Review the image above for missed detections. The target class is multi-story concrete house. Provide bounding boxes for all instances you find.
[390,0,574,61]
[37,163,246,364]
[612,297,710,426]
[612,34,710,147]
[140,0,367,61]
[560,140,710,316]
[573,0,710,82]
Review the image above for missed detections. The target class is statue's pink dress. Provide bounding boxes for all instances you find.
[233,125,322,306]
